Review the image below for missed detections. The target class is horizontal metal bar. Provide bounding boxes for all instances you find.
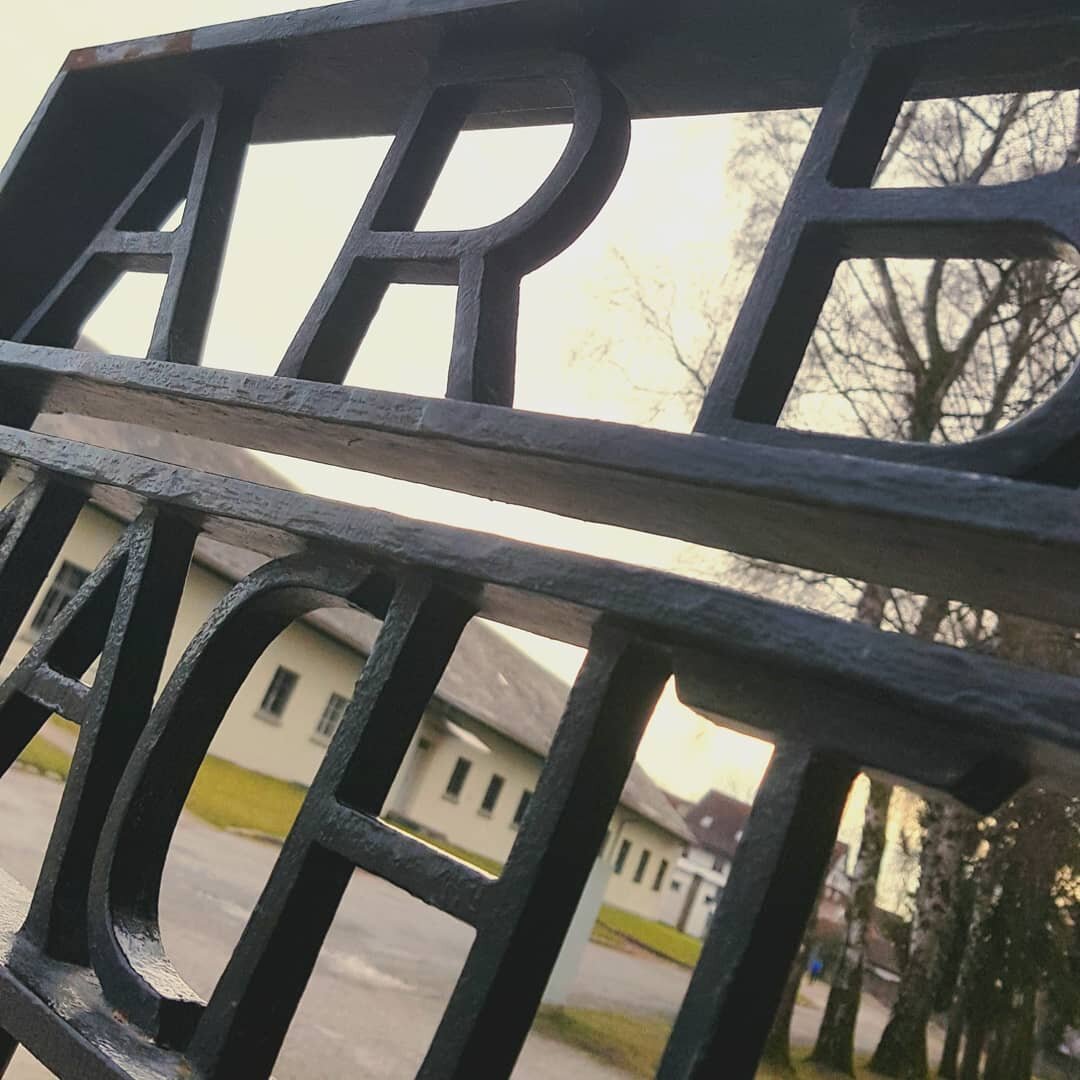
[817,176,1079,260]
[23,666,89,719]
[720,413,1080,483]
[53,5,1080,142]
[96,232,174,272]
[1,425,1079,800]
[312,805,491,926]
[4,344,1080,626]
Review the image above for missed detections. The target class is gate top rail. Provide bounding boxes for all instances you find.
[4,1,1080,1077]
[49,0,1080,139]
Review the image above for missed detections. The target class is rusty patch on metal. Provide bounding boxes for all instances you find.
[63,30,194,71]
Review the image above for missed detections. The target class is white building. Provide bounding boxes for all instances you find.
[660,788,850,937]
[2,413,691,921]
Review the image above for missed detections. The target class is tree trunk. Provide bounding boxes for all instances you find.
[951,845,1000,1080]
[959,1016,987,1080]
[762,944,807,1071]
[938,997,964,1080]
[985,984,1036,1080]
[869,800,969,1078]
[810,772,891,1075]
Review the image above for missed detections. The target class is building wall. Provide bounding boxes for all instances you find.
[392,707,543,867]
[679,876,719,939]
[0,483,684,921]
[684,845,716,869]
[0,486,365,788]
[659,863,691,927]
[658,857,729,938]
[601,810,685,921]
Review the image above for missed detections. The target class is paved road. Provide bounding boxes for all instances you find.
[0,767,665,1078]
[0,766,932,1077]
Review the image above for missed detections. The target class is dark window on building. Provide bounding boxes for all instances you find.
[259,666,298,719]
[31,561,88,632]
[633,849,652,884]
[480,774,504,815]
[314,692,349,740]
[614,839,632,874]
[512,789,532,827]
[445,757,471,799]
[653,858,669,892]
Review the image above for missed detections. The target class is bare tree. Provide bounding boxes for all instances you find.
[938,618,1080,1080]
[591,83,1080,1076]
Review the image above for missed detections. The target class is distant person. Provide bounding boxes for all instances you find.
[808,955,824,983]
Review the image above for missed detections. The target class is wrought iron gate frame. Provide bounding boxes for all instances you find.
[1,2,1080,1076]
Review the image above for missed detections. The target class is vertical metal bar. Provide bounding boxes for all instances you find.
[418,627,670,1078]
[693,47,917,432]
[658,743,855,1079]
[0,544,125,778]
[0,479,85,660]
[12,119,200,350]
[88,558,388,1045]
[19,510,197,964]
[184,576,473,1078]
[447,254,519,406]
[276,87,467,383]
[0,73,180,341]
[147,88,253,365]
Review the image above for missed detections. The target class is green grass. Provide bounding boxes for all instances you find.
[1,747,950,1079]
[175,762,707,971]
[590,919,628,951]
[18,733,308,840]
[534,1007,671,1077]
[11,736,506,862]
[16,734,72,779]
[180,756,508,872]
[534,1008,880,1080]
[11,741,706,972]
[49,715,80,739]
[184,755,306,838]
[382,837,701,967]
[595,904,703,967]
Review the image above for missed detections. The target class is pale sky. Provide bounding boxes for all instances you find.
[3,3,851,823]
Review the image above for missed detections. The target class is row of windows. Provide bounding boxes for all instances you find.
[32,569,673,898]
[31,571,559,853]
[613,837,669,892]
[29,556,676,881]
[260,665,356,745]
[32,573,528,826]
[444,756,531,826]
[31,561,89,632]
[31,575,526,841]
[32,567,351,744]
[31,568,350,743]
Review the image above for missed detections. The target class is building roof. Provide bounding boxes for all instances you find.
[32,409,691,842]
[663,791,695,820]
[682,790,755,860]
[679,788,847,868]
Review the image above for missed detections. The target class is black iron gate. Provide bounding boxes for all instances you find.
[2,2,1080,1076]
